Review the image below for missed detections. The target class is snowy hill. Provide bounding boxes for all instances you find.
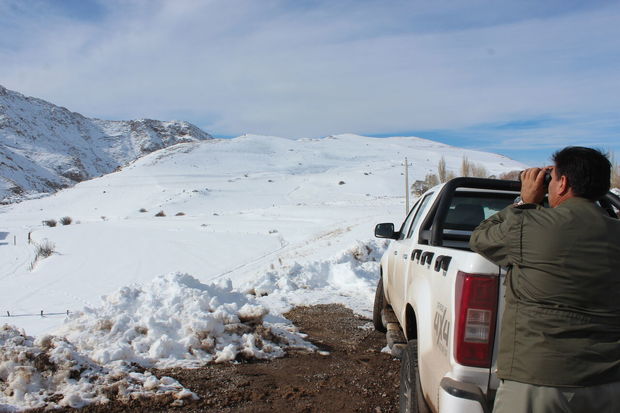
[0,85,212,204]
[0,124,526,409]
[0,132,524,332]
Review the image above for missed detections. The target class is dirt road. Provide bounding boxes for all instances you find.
[34,304,401,412]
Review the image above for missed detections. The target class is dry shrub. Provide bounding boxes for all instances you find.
[36,241,55,258]
[139,208,148,213]
[60,216,72,225]
[175,212,185,216]
[43,219,57,227]
[30,240,56,270]
[155,211,166,217]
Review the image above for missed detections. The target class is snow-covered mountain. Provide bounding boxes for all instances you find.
[0,85,212,204]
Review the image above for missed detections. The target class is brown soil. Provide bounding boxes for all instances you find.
[32,304,401,412]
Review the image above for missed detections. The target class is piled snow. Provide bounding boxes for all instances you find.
[56,272,314,368]
[0,273,313,411]
[248,239,389,317]
[0,325,195,411]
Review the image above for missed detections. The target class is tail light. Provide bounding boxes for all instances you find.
[454,271,499,368]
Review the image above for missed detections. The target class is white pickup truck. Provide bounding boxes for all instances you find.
[373,177,620,413]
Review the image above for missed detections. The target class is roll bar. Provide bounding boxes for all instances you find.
[419,177,619,247]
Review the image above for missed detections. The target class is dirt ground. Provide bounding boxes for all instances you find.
[33,304,401,413]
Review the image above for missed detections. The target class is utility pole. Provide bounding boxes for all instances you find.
[404,157,411,215]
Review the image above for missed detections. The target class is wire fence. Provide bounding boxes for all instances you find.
[2,310,71,318]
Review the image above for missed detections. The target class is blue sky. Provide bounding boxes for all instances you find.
[1,0,619,165]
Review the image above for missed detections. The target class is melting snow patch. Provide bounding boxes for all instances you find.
[0,273,314,411]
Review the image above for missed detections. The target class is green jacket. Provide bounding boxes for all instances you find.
[470,197,620,386]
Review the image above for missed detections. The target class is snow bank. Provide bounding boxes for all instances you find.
[248,239,389,317]
[56,273,314,368]
[0,324,194,411]
[0,273,313,411]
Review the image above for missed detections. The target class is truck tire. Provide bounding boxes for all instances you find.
[373,276,387,332]
[400,340,431,413]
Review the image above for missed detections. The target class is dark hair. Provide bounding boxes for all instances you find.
[552,146,611,200]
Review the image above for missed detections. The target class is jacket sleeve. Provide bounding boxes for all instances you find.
[469,205,533,267]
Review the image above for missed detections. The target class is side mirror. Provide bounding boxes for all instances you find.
[375,223,397,239]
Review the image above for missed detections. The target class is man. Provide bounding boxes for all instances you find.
[470,146,620,413]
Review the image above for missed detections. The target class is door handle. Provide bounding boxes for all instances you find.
[420,251,434,265]
[411,249,422,262]
[434,255,452,272]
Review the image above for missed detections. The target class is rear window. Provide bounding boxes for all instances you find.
[444,192,517,231]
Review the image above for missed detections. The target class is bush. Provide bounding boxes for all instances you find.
[36,241,55,259]
[175,212,185,216]
[155,211,166,217]
[30,240,55,270]
[139,208,148,213]
[43,219,57,227]
[338,181,346,185]
[60,216,72,225]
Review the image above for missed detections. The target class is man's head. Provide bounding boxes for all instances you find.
[549,147,611,206]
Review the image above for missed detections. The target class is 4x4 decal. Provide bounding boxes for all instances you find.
[433,302,450,356]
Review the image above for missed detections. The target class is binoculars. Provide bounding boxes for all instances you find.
[518,170,552,188]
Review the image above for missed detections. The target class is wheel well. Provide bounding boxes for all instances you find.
[404,304,417,340]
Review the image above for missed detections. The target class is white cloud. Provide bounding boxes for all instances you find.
[1,0,619,154]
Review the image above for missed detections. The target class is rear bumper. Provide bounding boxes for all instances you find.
[439,377,493,413]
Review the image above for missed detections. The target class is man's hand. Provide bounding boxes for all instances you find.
[520,167,549,204]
